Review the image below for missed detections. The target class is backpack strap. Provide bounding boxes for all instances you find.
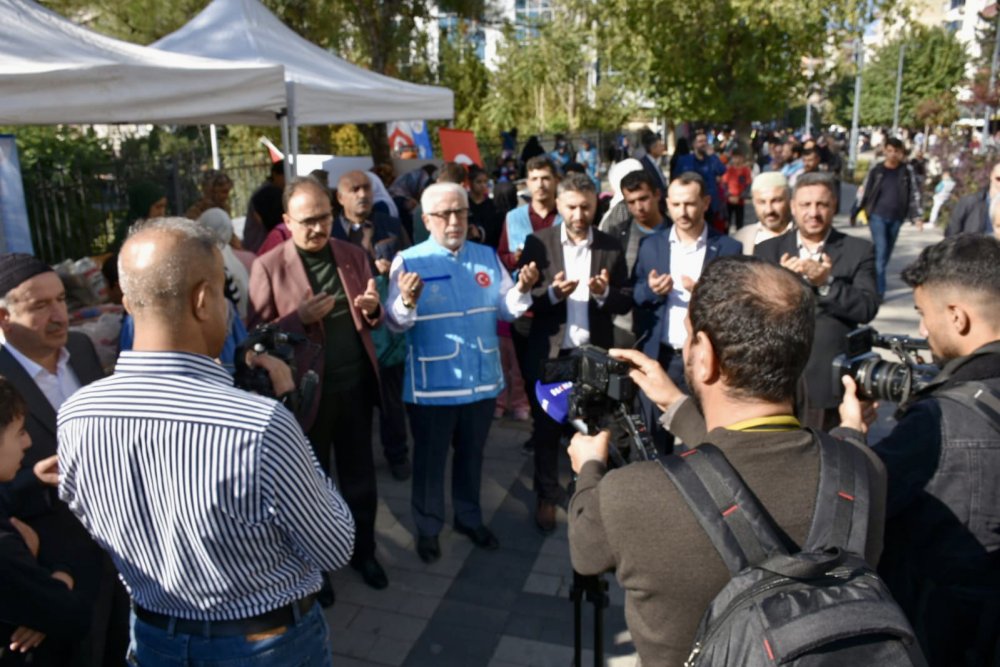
[803,429,871,556]
[933,381,1000,433]
[658,444,789,575]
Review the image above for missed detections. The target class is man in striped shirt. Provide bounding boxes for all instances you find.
[57,218,355,666]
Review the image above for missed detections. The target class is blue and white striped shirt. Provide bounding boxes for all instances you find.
[57,351,355,620]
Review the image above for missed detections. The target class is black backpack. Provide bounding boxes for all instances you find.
[658,431,927,666]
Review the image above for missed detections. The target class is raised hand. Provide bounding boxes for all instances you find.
[551,271,580,300]
[588,268,610,298]
[296,290,336,325]
[397,271,424,308]
[517,261,540,293]
[648,268,674,296]
[353,278,381,316]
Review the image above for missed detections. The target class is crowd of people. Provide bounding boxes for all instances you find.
[0,124,996,667]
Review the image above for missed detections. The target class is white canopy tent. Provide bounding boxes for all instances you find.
[153,0,454,164]
[0,0,287,126]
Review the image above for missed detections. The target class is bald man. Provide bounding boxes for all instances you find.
[59,218,354,666]
[333,170,410,261]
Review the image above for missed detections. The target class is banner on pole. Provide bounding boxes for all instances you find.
[438,128,483,167]
[388,121,434,159]
[0,135,33,254]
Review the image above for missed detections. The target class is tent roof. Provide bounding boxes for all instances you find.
[0,0,287,125]
[153,0,454,125]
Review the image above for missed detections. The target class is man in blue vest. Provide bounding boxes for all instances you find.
[385,183,540,563]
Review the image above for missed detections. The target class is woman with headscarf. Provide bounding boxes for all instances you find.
[114,181,167,248]
[598,158,644,230]
[197,208,250,321]
[366,171,400,220]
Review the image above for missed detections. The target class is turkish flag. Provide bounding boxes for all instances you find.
[438,129,483,167]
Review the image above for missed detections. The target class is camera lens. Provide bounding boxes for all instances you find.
[854,358,911,403]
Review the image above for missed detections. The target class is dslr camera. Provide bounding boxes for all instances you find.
[832,326,937,405]
[234,324,319,415]
[540,345,657,467]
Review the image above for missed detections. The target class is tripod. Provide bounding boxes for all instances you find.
[570,571,609,667]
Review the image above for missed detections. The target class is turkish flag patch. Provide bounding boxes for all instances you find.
[475,271,491,287]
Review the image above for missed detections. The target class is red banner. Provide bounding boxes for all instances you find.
[438,128,483,167]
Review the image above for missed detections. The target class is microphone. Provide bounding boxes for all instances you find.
[535,380,573,425]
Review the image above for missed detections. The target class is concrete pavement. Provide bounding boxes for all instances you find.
[322,205,944,666]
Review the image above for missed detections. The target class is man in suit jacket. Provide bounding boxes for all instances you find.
[754,171,879,429]
[248,176,388,591]
[0,254,126,666]
[945,162,1000,237]
[517,173,632,533]
[332,170,411,263]
[632,173,742,451]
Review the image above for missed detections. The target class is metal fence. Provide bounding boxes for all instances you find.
[23,149,271,264]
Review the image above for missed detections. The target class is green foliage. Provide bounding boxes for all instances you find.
[0,125,109,173]
[860,25,966,127]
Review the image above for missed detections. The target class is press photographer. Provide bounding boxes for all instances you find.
[566,256,887,667]
[836,233,1000,665]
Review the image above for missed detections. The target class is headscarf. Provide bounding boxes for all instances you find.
[196,208,249,320]
[606,159,644,209]
[366,171,399,219]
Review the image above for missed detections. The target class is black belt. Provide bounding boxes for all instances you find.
[134,595,316,638]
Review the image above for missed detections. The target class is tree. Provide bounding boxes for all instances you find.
[860,25,967,128]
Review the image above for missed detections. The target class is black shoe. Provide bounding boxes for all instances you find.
[417,535,441,563]
[317,573,336,608]
[351,557,389,590]
[389,459,412,481]
[454,522,499,550]
[535,499,557,535]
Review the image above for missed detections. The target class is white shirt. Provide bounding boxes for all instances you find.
[385,241,531,331]
[664,225,708,349]
[796,228,832,262]
[753,222,792,247]
[547,226,606,349]
[1,339,80,410]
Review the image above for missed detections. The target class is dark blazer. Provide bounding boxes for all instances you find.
[0,332,103,522]
[945,190,989,237]
[517,225,631,354]
[248,238,383,431]
[754,228,879,408]
[332,210,410,259]
[632,227,742,359]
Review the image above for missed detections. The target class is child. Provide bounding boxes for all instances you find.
[0,377,88,665]
[721,152,752,232]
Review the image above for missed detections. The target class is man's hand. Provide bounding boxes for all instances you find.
[680,275,696,292]
[397,270,424,307]
[568,430,610,473]
[587,269,610,298]
[247,352,295,397]
[550,271,580,300]
[9,627,45,653]
[801,254,833,286]
[779,252,804,274]
[8,518,38,558]
[517,261,540,293]
[609,348,686,412]
[648,268,674,296]
[296,291,336,325]
[33,456,59,487]
[837,375,879,434]
[353,278,381,317]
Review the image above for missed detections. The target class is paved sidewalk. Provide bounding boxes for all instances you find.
[323,211,943,666]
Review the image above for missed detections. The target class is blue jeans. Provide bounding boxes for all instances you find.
[127,602,333,666]
[868,213,904,295]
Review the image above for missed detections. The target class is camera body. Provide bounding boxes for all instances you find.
[541,345,656,466]
[234,324,319,414]
[832,326,937,405]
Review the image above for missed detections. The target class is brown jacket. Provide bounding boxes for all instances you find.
[568,398,887,667]
[248,238,382,430]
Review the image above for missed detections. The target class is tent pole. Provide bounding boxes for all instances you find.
[290,117,299,174]
[209,124,220,169]
[279,111,292,183]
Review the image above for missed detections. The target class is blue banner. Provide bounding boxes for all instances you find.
[387,121,434,160]
[0,135,34,254]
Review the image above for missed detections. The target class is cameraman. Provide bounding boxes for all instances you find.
[567,256,886,667]
[837,233,1000,665]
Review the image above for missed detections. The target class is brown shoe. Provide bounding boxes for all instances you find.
[535,499,557,534]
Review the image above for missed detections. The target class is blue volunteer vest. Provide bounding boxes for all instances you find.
[505,205,562,253]
[400,240,505,406]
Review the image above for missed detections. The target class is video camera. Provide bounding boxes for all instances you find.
[832,326,937,406]
[234,324,319,415]
[538,345,657,467]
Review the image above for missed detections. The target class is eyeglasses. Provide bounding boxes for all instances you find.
[288,212,333,229]
[426,208,469,222]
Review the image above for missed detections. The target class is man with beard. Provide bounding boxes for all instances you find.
[632,173,741,451]
[754,172,879,430]
[733,172,794,255]
[515,173,632,533]
[565,256,887,667]
[673,130,727,224]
